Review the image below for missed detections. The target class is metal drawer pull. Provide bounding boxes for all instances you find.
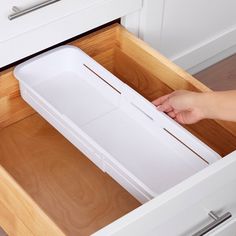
[192,211,232,236]
[8,0,61,20]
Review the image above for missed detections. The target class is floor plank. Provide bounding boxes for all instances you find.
[194,54,236,90]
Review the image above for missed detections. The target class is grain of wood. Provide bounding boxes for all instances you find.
[116,25,212,93]
[0,160,65,236]
[114,48,173,101]
[0,69,35,130]
[0,200,33,236]
[0,114,140,235]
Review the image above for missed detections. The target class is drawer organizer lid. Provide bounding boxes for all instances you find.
[14,46,221,203]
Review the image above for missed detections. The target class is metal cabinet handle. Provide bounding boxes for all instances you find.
[8,0,61,20]
[192,211,232,236]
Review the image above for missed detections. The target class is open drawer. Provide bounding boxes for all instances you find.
[14,45,220,203]
[0,24,236,235]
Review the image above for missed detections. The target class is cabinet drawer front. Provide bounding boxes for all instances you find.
[1,0,63,42]
[0,0,142,67]
[1,0,115,42]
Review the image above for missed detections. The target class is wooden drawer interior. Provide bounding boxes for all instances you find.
[0,23,236,235]
[72,23,236,157]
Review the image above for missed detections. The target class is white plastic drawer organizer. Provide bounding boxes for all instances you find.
[14,46,220,203]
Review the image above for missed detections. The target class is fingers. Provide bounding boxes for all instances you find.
[152,93,174,113]
[175,111,200,124]
[152,90,202,124]
[152,92,187,123]
[167,111,176,118]
[157,101,173,113]
[152,94,171,106]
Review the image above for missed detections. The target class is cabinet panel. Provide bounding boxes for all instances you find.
[136,0,236,72]
[0,0,142,67]
[161,0,236,59]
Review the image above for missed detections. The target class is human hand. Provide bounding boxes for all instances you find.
[152,90,206,124]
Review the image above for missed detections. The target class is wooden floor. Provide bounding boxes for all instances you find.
[195,54,236,90]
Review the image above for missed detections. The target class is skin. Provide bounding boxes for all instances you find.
[152,90,236,124]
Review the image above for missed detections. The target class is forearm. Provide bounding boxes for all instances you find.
[200,90,236,122]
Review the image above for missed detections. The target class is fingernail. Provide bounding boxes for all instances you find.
[157,105,163,111]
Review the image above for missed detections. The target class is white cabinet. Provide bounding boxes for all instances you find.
[94,151,236,235]
[1,0,73,42]
[0,0,142,68]
[124,0,236,73]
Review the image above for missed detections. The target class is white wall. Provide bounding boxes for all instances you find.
[124,0,236,74]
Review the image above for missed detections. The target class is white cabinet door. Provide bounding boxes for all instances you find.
[127,0,236,73]
[93,151,236,235]
[0,0,142,67]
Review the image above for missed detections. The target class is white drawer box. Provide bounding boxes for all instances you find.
[0,0,142,67]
